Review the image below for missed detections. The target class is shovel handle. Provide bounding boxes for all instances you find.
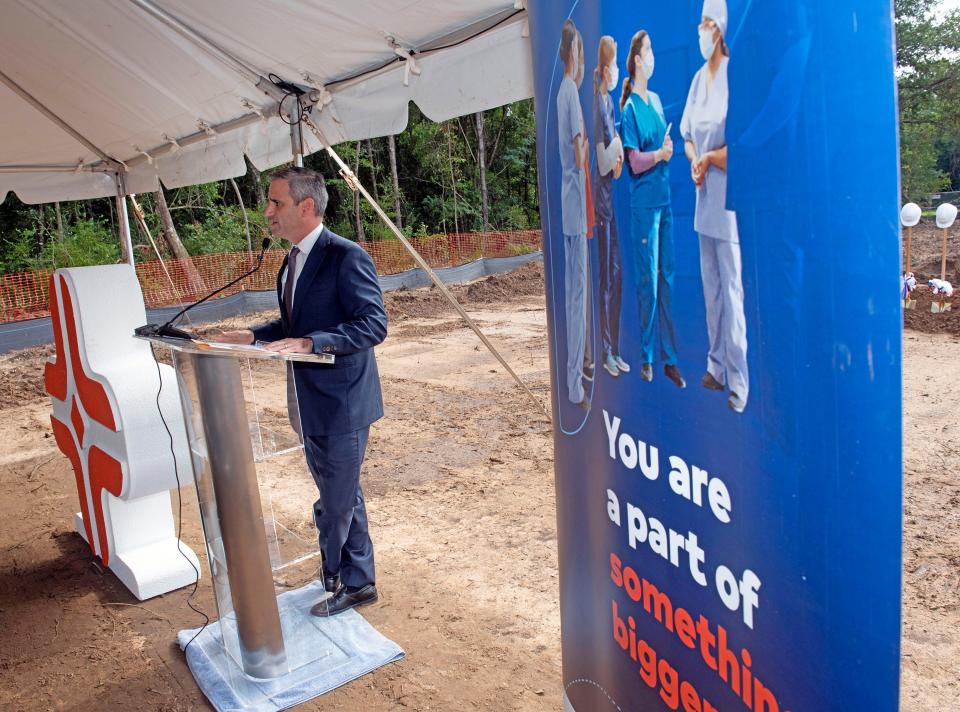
[941,228,949,281]
[905,225,912,275]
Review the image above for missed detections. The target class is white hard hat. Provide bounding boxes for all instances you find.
[936,202,958,229]
[900,202,921,227]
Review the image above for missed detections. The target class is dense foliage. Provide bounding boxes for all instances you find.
[0,100,538,272]
[896,0,960,201]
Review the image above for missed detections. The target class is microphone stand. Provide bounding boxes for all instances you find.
[135,238,272,339]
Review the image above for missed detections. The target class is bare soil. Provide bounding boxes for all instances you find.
[0,260,957,711]
[900,329,960,709]
[904,222,960,283]
[902,223,960,336]
[903,288,960,336]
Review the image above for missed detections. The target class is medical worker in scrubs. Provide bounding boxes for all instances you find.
[576,31,595,383]
[593,36,630,379]
[680,0,749,413]
[556,20,589,406]
[620,30,685,388]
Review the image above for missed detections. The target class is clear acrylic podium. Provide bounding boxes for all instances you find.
[142,336,335,682]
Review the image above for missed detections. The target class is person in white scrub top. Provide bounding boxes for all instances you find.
[680,0,749,413]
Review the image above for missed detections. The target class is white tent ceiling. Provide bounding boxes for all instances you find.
[0,0,532,204]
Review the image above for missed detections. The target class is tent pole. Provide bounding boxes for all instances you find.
[115,173,134,267]
[304,118,549,420]
[291,120,304,168]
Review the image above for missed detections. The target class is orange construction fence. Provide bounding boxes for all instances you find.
[0,229,542,324]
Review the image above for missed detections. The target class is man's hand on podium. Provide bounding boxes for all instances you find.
[264,338,313,354]
[208,330,312,355]
[211,329,254,344]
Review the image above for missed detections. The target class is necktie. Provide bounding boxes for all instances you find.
[283,246,300,320]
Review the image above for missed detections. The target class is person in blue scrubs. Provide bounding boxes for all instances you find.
[620,30,685,388]
[556,20,589,406]
[592,35,630,379]
[680,0,749,413]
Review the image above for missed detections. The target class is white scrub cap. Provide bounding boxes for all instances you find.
[936,202,958,229]
[900,202,921,227]
[702,0,728,37]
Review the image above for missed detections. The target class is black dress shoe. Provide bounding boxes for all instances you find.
[323,573,341,593]
[311,584,379,617]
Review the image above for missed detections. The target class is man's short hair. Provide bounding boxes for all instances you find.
[271,167,328,217]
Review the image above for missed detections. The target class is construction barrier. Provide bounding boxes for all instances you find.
[0,229,542,324]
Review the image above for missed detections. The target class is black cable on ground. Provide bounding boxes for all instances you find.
[149,346,209,652]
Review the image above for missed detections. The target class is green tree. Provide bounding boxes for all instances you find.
[896,0,960,200]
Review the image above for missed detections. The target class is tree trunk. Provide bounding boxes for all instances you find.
[354,142,365,241]
[524,148,531,213]
[154,188,205,294]
[366,139,380,204]
[246,155,265,209]
[55,202,64,242]
[486,106,508,168]
[155,189,188,260]
[447,123,460,234]
[475,111,490,236]
[387,134,403,231]
[37,205,47,248]
[229,177,252,254]
[129,196,155,247]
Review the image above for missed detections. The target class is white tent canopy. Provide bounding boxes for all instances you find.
[0,0,532,205]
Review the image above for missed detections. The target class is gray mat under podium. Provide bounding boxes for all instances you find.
[177,580,404,711]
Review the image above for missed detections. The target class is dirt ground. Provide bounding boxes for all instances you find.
[0,260,957,711]
[904,222,960,285]
[902,223,960,337]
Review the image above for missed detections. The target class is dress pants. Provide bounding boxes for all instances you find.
[303,428,376,589]
[631,205,679,366]
[699,233,749,403]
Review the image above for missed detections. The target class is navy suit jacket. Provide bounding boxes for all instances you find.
[252,227,387,436]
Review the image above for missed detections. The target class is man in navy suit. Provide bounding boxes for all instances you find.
[219,167,387,616]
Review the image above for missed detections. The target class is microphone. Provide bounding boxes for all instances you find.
[136,238,272,340]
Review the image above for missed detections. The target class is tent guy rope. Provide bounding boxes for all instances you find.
[306,117,551,420]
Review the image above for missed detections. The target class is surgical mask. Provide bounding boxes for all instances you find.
[699,28,716,61]
[641,51,655,80]
[607,62,619,92]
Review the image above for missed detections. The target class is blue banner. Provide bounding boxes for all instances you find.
[529,2,902,710]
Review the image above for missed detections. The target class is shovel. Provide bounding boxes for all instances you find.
[933,228,951,313]
[903,225,916,310]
